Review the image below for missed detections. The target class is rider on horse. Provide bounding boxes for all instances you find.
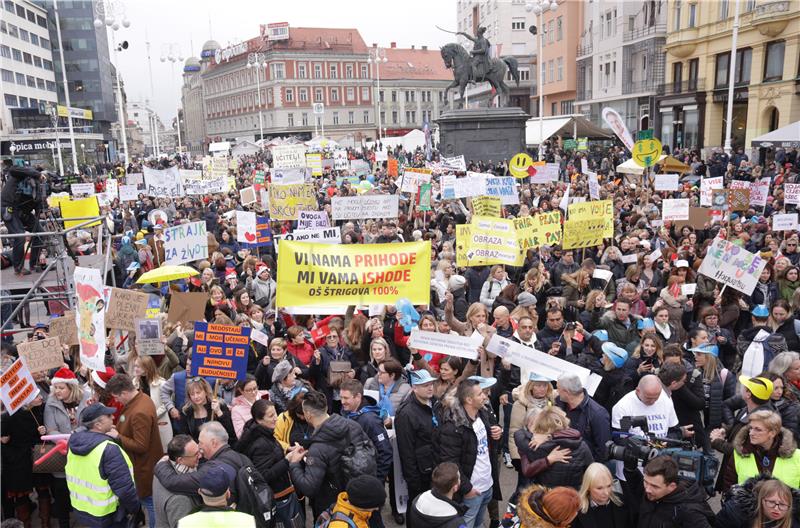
[457,26,490,81]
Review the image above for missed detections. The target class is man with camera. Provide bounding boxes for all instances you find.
[1,165,47,276]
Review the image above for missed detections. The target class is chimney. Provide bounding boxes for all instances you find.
[422,45,427,50]
[372,43,377,48]
[411,45,415,49]
[390,42,396,48]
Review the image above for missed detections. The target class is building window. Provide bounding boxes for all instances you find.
[557,17,563,40]
[561,100,574,114]
[361,86,369,100]
[674,1,682,30]
[287,113,294,127]
[285,88,294,102]
[363,110,369,124]
[361,64,368,78]
[714,53,728,88]
[313,63,322,79]
[764,40,785,82]
[0,69,12,82]
[548,21,554,43]
[46,80,55,91]
[557,57,563,81]
[315,88,324,102]
[548,60,554,83]
[19,28,28,42]
[37,14,46,28]
[26,75,35,87]
[270,63,285,80]
[14,4,22,17]
[348,111,354,124]
[329,64,338,79]
[299,88,308,102]
[333,111,339,125]
[511,18,525,30]
[347,87,355,101]
[331,88,339,102]
[391,91,397,102]
[40,37,49,49]
[4,93,18,106]
[392,111,398,124]
[719,0,729,18]
[688,4,696,27]
[11,48,21,61]
[379,90,385,102]
[36,77,44,89]
[346,64,353,78]
[302,113,308,126]
[3,1,13,13]
[688,58,699,90]
[736,48,752,85]
[298,63,307,79]
[551,102,557,115]
[15,72,24,84]
[33,55,41,68]
[380,110,385,124]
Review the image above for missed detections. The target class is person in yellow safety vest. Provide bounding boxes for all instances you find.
[729,409,800,488]
[65,403,140,528]
[177,463,255,528]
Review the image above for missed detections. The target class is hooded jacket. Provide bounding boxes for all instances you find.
[509,385,550,460]
[325,492,374,528]
[624,464,714,528]
[714,475,800,528]
[408,490,467,528]
[395,392,437,495]
[555,391,611,462]
[67,429,140,528]
[512,485,573,528]
[523,428,594,489]
[723,424,800,489]
[235,420,292,495]
[345,400,393,480]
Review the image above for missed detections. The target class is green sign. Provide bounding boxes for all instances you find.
[637,129,654,141]
[564,139,577,150]
[419,183,432,211]
[254,171,265,185]
[577,138,588,151]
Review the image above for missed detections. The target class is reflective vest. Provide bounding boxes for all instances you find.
[178,510,256,528]
[65,440,133,518]
[733,448,800,488]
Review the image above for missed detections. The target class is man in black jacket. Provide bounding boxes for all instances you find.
[408,462,467,528]
[340,379,393,481]
[0,166,46,275]
[555,373,611,462]
[435,379,502,528]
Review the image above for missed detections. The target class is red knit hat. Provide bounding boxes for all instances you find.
[52,367,79,385]
[91,366,116,389]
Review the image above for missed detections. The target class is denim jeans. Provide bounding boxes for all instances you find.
[141,495,155,528]
[462,487,493,528]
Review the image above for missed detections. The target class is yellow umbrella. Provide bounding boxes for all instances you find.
[136,265,199,284]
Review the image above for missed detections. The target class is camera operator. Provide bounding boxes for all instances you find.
[623,455,714,528]
[1,165,46,276]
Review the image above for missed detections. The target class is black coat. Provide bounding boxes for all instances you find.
[714,475,800,528]
[523,428,594,489]
[180,402,237,447]
[254,352,308,390]
[395,393,437,495]
[624,465,714,528]
[1,402,44,493]
[573,502,633,528]
[235,420,292,495]
[555,392,612,462]
[344,403,393,480]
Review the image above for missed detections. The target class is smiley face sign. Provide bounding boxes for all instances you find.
[632,139,662,168]
[509,152,534,179]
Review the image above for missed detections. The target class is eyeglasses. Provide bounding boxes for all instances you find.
[763,499,789,511]
[180,451,201,459]
[326,335,338,340]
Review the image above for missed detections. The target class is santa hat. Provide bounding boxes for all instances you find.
[257,264,270,276]
[91,366,116,389]
[52,367,79,386]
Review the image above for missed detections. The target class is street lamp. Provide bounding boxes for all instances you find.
[246,52,268,144]
[527,0,559,160]
[162,43,184,154]
[44,102,64,175]
[53,0,78,174]
[367,47,388,142]
[95,0,130,166]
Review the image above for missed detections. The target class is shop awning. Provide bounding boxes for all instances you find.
[751,121,800,148]
[525,114,612,146]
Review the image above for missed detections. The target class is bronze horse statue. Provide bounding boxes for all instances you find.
[440,43,520,108]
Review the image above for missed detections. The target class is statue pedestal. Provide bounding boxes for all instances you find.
[436,107,530,164]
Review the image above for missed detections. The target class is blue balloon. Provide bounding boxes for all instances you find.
[367,175,376,184]
[395,298,420,333]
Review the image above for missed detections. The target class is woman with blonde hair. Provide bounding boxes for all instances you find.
[715,477,798,528]
[562,269,592,311]
[572,463,630,528]
[480,264,509,309]
[444,294,494,377]
[509,374,554,478]
[180,377,236,444]
[132,355,173,451]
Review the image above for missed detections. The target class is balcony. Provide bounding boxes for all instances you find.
[752,0,792,37]
[656,78,705,96]
[623,79,659,95]
[623,23,667,43]
[577,43,593,57]
[576,90,592,102]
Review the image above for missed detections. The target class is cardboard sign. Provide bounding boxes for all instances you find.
[472,196,502,218]
[333,149,349,171]
[662,198,690,222]
[461,217,522,267]
[191,322,251,380]
[530,162,559,184]
[60,197,101,229]
[49,311,79,346]
[408,329,482,361]
[105,288,149,332]
[674,207,712,229]
[681,283,697,296]
[269,184,317,220]
[0,358,39,415]
[164,221,208,265]
[698,237,768,295]
[179,169,203,181]
[74,266,106,371]
[563,200,613,250]
[729,188,751,211]
[593,268,613,282]
[331,195,399,220]
[401,169,432,193]
[271,145,306,169]
[298,210,330,230]
[17,337,63,373]
[239,186,257,206]
[773,213,799,232]
[654,174,680,191]
[167,292,209,325]
[350,159,371,176]
[135,319,163,355]
[126,173,144,186]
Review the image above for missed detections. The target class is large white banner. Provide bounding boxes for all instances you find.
[74,266,106,371]
[530,163,559,184]
[331,195,399,220]
[700,176,723,207]
[275,226,341,253]
[164,221,208,265]
[441,155,466,172]
[454,173,486,198]
[485,176,519,205]
[144,166,183,198]
[408,329,483,361]
[272,167,308,185]
[698,237,768,295]
[271,145,306,169]
[184,178,227,195]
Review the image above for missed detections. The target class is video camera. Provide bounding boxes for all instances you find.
[607,415,719,495]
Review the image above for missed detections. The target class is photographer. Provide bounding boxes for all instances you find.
[1,166,46,276]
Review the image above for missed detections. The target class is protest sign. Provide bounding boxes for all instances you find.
[453,173,486,198]
[563,200,613,249]
[681,283,697,297]
[419,183,432,211]
[105,288,149,332]
[184,178,226,195]
[530,163,559,184]
[276,227,341,250]
[581,159,589,173]
[773,213,798,231]
[164,221,208,265]
[250,328,271,347]
[698,237,768,295]
[236,211,257,244]
[587,171,600,200]
[593,268,613,282]
[472,196,501,218]
[306,153,323,176]
[0,358,39,415]
[104,179,118,201]
[70,183,95,196]
[145,295,161,319]
[204,157,229,179]
[387,159,399,177]
[271,145,306,169]
[333,149,349,170]
[191,322,251,380]
[621,253,639,264]
[269,184,316,220]
[455,225,486,267]
[513,211,562,251]
[711,189,729,211]
[240,215,273,248]
[335,175,360,188]
[674,207,712,229]
[179,169,203,181]
[785,184,800,205]
[408,329,482,361]
[350,159,371,176]
[298,210,330,230]
[729,188,751,211]
[135,319,163,355]
[17,337,63,373]
[700,177,723,206]
[74,266,105,371]
[662,198,690,222]
[144,166,183,198]
[400,169,432,193]
[119,184,139,202]
[375,150,388,162]
[126,173,143,186]
[440,174,456,200]
[239,186,257,206]
[276,241,431,307]
[654,174,680,191]
[50,311,79,346]
[272,167,307,185]
[254,171,266,185]
[331,194,399,220]
[441,155,466,172]
[60,197,101,229]
[463,217,522,267]
[730,180,750,190]
[750,177,771,208]
[485,176,519,205]
[167,292,209,325]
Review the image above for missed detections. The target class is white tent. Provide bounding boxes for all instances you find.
[751,121,800,149]
[208,141,231,154]
[525,114,613,146]
[367,129,427,151]
[615,155,668,175]
[305,136,339,150]
[231,140,260,157]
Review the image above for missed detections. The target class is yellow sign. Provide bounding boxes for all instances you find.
[456,225,484,267]
[513,211,562,251]
[472,196,501,218]
[57,105,93,120]
[268,183,316,220]
[462,216,523,267]
[59,197,101,229]
[509,152,534,179]
[563,200,614,249]
[632,139,662,168]
[306,153,323,176]
[276,241,431,307]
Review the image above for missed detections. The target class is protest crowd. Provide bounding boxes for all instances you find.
[1,136,800,528]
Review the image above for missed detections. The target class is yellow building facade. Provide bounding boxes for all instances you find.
[656,0,799,154]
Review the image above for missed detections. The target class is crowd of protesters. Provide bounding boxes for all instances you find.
[0,138,799,528]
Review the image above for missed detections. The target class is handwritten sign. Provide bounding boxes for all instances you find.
[306,153,323,176]
[272,167,307,185]
[49,311,78,346]
[275,226,341,251]
[119,184,139,202]
[485,176,519,205]
[530,163,559,184]
[749,177,771,208]
[70,183,95,196]
[698,237,768,295]
[773,213,798,232]
[408,329,482,361]
[587,171,600,200]
[662,198,690,222]
[105,288,149,332]
[271,145,306,169]
[331,195,399,220]
[729,188,751,211]
[241,215,273,248]
[700,177,723,207]
[269,183,317,220]
[298,210,330,230]
[441,155,466,172]
[513,211,562,251]
[785,184,800,205]
[0,358,39,415]
[453,173,486,198]
[17,337,63,373]
[135,319,163,355]
[240,186,257,206]
[472,196,501,218]
[74,266,105,371]
[144,166,183,198]
[164,221,208,265]
[191,322,251,380]
[401,169,432,193]
[654,174,680,191]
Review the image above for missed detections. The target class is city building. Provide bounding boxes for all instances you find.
[656,0,800,153]
[455,0,537,112]
[127,99,165,157]
[181,54,205,156]
[374,43,451,137]
[575,0,667,134]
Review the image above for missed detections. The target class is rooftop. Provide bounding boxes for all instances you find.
[380,46,450,81]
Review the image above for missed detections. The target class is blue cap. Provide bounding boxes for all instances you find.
[730,213,739,221]
[528,372,554,382]
[409,369,437,385]
[689,344,719,357]
[752,305,770,318]
[80,402,117,424]
[601,342,628,368]
[288,385,309,400]
[637,318,655,330]
[199,463,236,497]
[468,376,497,390]
[592,330,609,341]
[126,261,141,272]
[34,322,48,329]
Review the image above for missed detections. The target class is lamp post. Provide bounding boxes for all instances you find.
[246,52,267,144]
[162,43,184,155]
[45,102,64,175]
[94,0,131,166]
[527,0,559,161]
[53,0,78,174]
[367,46,388,142]
[723,0,741,156]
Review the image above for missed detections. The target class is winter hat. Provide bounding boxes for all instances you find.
[752,305,770,319]
[517,292,537,307]
[52,367,79,385]
[538,487,581,526]
[91,366,117,389]
[271,360,294,384]
[346,475,387,510]
[257,264,270,277]
[601,342,628,368]
[448,275,466,291]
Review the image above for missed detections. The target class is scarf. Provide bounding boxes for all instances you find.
[378,382,396,419]
[170,460,197,474]
[655,321,671,340]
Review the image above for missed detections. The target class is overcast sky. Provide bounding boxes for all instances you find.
[113,0,456,122]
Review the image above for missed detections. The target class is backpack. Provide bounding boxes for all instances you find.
[339,421,377,483]
[313,510,357,528]
[235,464,276,528]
